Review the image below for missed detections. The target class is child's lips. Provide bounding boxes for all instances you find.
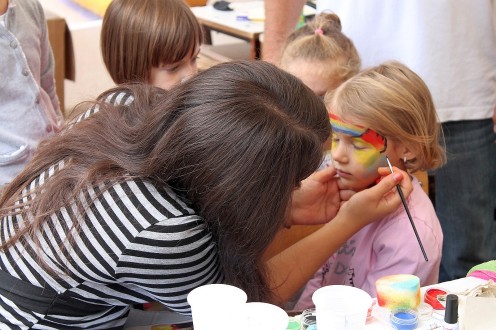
[336,169,352,179]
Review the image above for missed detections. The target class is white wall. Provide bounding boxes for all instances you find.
[40,0,115,115]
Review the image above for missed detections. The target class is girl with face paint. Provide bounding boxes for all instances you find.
[329,113,389,191]
[294,61,446,310]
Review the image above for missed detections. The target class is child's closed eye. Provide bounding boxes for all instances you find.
[164,65,179,73]
[351,140,372,150]
[331,135,371,150]
[158,62,179,73]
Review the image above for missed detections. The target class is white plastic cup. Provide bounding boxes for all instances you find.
[312,285,372,330]
[187,284,247,330]
[242,302,289,330]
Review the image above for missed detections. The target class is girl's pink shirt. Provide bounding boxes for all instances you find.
[295,178,443,310]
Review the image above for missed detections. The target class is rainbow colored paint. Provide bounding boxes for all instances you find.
[375,274,421,311]
[329,113,387,153]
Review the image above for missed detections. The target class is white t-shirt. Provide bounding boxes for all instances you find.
[317,0,496,122]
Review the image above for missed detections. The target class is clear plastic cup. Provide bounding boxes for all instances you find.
[187,284,247,330]
[243,302,289,330]
[312,285,372,330]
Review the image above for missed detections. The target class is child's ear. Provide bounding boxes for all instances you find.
[401,146,416,163]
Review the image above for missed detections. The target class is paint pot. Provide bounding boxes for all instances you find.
[376,274,421,311]
[424,287,448,310]
[390,309,418,330]
[286,317,301,330]
[417,302,434,321]
[300,308,316,330]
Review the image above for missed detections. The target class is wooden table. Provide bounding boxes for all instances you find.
[191,1,316,60]
[191,1,265,59]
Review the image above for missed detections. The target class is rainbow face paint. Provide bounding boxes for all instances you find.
[330,132,383,169]
[330,114,387,153]
[329,113,388,189]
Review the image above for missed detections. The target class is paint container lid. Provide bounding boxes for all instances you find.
[390,309,418,330]
[424,287,448,310]
[417,302,433,321]
[444,294,458,324]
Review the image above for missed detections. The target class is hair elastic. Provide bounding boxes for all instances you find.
[314,28,324,35]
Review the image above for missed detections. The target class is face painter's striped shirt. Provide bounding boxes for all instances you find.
[0,92,223,329]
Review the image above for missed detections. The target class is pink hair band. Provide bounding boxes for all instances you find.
[314,28,324,35]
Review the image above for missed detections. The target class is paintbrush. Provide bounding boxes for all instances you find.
[386,156,428,262]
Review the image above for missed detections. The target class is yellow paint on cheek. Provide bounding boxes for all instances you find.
[355,148,381,169]
[332,133,386,176]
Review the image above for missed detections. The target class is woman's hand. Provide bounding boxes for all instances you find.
[337,180,357,204]
[290,166,341,225]
[269,166,412,304]
[338,166,413,230]
[289,166,411,227]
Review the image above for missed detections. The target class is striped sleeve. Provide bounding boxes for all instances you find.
[111,181,223,314]
[67,91,135,127]
[116,215,223,313]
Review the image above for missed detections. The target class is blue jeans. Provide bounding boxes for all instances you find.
[432,119,496,281]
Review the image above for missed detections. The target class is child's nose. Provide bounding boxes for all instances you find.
[331,144,348,164]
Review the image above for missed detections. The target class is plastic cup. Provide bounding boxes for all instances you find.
[312,285,372,330]
[187,284,247,330]
[242,302,289,330]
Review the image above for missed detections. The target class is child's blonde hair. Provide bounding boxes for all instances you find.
[101,0,203,84]
[280,12,361,83]
[326,61,446,172]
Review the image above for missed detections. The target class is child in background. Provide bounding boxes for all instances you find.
[72,0,203,124]
[279,12,361,98]
[0,0,62,187]
[295,61,446,310]
[100,0,203,90]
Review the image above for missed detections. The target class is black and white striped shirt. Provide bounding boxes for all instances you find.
[0,92,223,329]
